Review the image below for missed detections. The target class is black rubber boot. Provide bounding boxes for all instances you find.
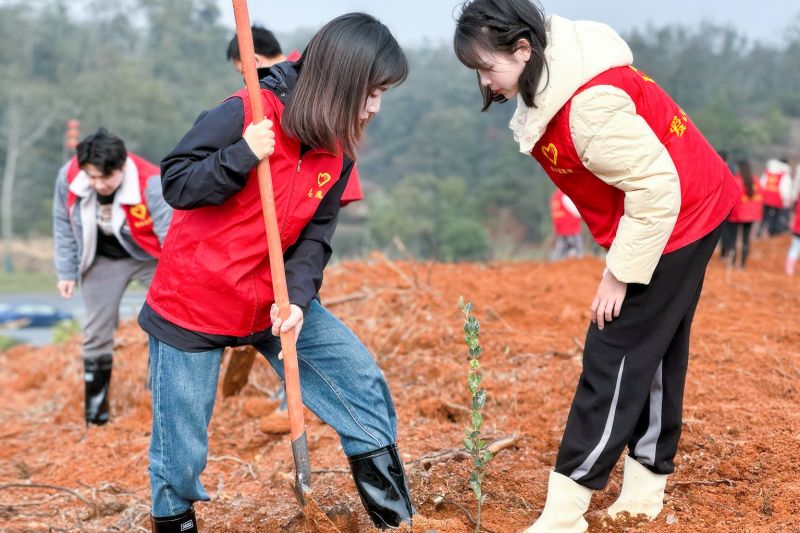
[348,444,414,529]
[150,507,198,532]
[84,357,112,425]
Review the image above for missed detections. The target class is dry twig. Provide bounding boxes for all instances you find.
[0,483,98,515]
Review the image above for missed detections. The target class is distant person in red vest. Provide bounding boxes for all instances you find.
[53,128,171,425]
[227,26,363,206]
[787,198,800,275]
[454,1,739,531]
[757,158,792,237]
[725,160,763,269]
[550,188,583,260]
[140,14,412,531]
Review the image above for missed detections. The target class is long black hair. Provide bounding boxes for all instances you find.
[283,13,408,159]
[454,0,548,111]
[737,160,755,197]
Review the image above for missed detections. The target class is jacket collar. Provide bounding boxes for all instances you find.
[509,15,633,154]
[68,157,141,205]
[260,60,300,105]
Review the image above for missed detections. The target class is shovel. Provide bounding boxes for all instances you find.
[230,2,343,531]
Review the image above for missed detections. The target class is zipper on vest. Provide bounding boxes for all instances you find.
[280,157,302,238]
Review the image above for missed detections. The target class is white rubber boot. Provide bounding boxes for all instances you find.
[607,455,667,520]
[523,471,593,533]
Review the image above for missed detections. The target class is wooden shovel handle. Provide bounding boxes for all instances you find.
[232,0,305,442]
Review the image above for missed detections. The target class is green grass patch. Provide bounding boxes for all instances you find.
[0,271,56,294]
[0,335,22,351]
[52,319,81,345]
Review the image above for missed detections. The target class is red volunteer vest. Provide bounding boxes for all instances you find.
[761,172,785,208]
[793,200,800,235]
[146,88,345,336]
[532,66,738,254]
[66,154,162,258]
[728,175,763,224]
[551,189,581,236]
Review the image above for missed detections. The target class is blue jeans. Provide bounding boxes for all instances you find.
[148,300,398,516]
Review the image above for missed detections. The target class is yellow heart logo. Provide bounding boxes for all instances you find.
[130,204,148,220]
[542,143,558,166]
[317,172,331,188]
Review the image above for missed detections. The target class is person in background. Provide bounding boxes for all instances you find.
[758,158,792,237]
[226,24,301,76]
[53,128,171,425]
[718,151,738,259]
[726,160,762,269]
[786,191,800,275]
[550,188,584,260]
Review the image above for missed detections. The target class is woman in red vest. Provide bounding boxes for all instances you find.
[454,1,738,531]
[550,188,584,260]
[758,158,793,237]
[139,14,412,532]
[726,160,763,269]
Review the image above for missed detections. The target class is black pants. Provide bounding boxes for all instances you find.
[719,220,737,258]
[554,226,721,490]
[731,222,753,268]
[759,206,787,236]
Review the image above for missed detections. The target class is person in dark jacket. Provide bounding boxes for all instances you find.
[139,13,412,532]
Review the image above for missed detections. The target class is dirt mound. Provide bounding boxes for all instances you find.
[1,236,798,532]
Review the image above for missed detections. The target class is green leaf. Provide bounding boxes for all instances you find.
[464,437,475,452]
[482,450,494,463]
[471,410,483,430]
[469,345,483,357]
[472,390,486,410]
[470,359,480,370]
[465,302,474,314]
[468,372,482,394]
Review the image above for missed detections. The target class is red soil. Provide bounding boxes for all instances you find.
[1,235,798,532]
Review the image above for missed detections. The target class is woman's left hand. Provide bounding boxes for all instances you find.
[270,303,304,359]
[590,269,627,331]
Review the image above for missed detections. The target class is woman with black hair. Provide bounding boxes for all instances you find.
[453,1,738,531]
[139,13,413,532]
[726,160,763,269]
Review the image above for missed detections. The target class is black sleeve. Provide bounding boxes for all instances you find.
[284,158,355,314]
[160,98,260,209]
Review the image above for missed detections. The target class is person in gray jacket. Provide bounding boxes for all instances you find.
[53,128,171,425]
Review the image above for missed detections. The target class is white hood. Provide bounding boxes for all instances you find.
[509,15,633,153]
[765,159,791,175]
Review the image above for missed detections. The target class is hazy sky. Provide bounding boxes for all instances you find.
[217,0,799,47]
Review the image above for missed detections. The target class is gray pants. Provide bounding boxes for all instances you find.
[551,235,584,261]
[81,256,157,361]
